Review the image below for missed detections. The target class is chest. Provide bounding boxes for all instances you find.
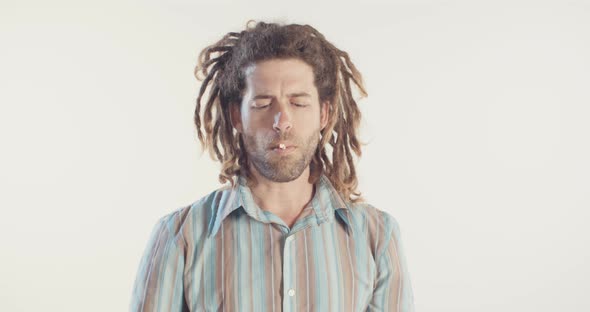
[183,219,377,312]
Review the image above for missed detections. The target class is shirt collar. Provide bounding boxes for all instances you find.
[208,173,353,237]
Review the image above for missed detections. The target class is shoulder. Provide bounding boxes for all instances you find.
[153,183,234,241]
[346,201,403,257]
[347,201,401,232]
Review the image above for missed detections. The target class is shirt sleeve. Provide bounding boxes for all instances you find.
[129,215,188,312]
[367,213,415,312]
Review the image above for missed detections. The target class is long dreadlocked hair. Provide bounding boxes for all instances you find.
[194,20,367,204]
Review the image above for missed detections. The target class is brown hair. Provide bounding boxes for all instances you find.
[194,20,367,203]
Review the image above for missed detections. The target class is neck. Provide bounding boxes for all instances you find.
[247,166,315,227]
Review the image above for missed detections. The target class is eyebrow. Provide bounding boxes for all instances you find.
[252,92,312,100]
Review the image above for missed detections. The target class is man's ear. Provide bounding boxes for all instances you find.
[320,101,329,130]
[230,102,243,133]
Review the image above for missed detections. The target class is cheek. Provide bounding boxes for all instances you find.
[242,119,268,137]
[242,111,271,129]
[242,126,274,146]
[295,108,321,127]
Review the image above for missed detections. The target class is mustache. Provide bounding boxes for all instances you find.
[267,133,294,142]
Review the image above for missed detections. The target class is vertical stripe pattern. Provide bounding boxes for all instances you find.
[130,174,415,311]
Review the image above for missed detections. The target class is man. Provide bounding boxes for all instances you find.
[130,21,415,312]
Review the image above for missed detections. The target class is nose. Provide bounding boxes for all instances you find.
[272,110,292,134]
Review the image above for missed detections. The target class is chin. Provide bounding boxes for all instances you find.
[259,165,307,183]
[269,175,300,183]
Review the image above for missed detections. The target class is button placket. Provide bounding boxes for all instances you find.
[282,235,296,312]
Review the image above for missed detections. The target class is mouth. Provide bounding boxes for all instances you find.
[269,142,295,150]
[269,143,297,154]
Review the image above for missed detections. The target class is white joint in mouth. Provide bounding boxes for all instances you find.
[279,143,286,150]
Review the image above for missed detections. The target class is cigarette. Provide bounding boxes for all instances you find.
[279,143,286,150]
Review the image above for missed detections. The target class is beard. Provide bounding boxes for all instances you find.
[242,128,320,183]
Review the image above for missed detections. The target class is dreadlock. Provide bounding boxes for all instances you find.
[194,20,367,204]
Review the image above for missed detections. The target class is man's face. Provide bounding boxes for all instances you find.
[231,58,329,183]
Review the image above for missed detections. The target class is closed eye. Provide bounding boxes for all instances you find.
[293,103,307,107]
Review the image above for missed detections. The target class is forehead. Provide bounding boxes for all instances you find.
[243,58,316,91]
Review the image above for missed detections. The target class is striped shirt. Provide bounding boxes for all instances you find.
[130,174,415,311]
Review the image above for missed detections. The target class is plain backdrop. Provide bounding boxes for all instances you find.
[1,0,589,311]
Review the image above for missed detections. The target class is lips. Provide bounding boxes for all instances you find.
[270,145,297,155]
[269,142,296,150]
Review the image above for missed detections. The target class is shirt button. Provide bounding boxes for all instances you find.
[288,289,295,297]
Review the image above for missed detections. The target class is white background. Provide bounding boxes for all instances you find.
[1,0,589,311]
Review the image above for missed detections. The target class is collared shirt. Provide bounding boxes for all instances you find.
[130,174,415,312]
